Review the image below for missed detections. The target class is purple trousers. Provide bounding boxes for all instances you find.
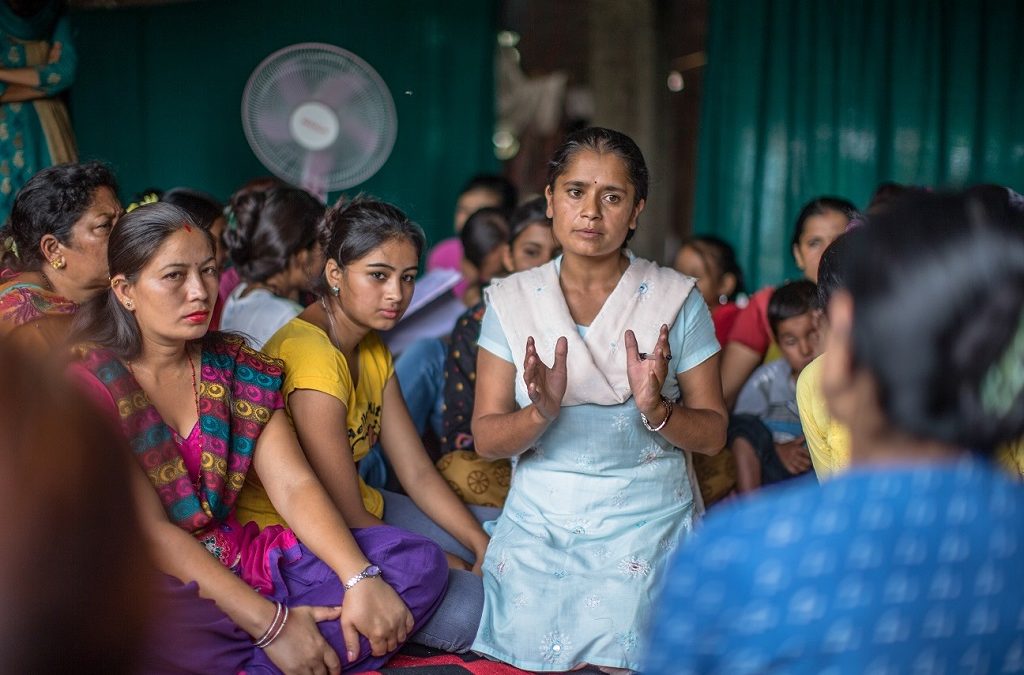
[142,526,448,674]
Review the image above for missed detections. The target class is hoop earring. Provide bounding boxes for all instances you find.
[50,256,66,270]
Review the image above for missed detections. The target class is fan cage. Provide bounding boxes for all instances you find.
[242,42,397,192]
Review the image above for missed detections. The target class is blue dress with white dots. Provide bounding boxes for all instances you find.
[643,458,1024,674]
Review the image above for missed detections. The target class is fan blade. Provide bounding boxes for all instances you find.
[315,73,367,110]
[254,114,293,143]
[274,64,316,108]
[336,114,380,157]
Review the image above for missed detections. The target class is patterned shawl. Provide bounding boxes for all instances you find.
[80,333,284,533]
[0,275,77,338]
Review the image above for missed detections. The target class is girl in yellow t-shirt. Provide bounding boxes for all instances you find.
[237,197,493,654]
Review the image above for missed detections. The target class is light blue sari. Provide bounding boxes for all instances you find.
[471,266,719,672]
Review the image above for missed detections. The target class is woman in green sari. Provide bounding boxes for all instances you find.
[0,0,78,223]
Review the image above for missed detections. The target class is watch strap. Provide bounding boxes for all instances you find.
[343,564,381,590]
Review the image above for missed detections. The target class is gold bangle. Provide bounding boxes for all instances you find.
[640,396,673,432]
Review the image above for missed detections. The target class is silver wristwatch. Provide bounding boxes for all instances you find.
[343,564,382,590]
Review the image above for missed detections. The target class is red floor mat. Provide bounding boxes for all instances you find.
[364,645,534,674]
[364,644,613,674]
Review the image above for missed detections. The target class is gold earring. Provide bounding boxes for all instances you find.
[50,256,66,270]
[125,300,134,310]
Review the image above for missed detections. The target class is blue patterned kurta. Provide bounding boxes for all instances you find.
[472,287,719,672]
[644,459,1024,674]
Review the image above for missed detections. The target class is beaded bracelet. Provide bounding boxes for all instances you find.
[640,397,673,432]
[254,602,289,649]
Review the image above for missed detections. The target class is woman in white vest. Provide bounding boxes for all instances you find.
[470,127,728,673]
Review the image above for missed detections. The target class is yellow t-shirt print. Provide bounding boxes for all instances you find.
[235,319,394,528]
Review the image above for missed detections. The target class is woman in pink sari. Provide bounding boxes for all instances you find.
[70,202,447,673]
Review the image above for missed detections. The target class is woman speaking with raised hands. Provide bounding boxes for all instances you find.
[470,127,727,673]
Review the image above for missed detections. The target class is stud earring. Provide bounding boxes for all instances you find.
[124,300,134,310]
[50,256,66,270]
[331,286,340,296]
[718,294,728,306]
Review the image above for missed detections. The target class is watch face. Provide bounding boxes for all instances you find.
[366,565,382,577]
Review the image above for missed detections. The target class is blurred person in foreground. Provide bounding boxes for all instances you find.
[0,344,150,673]
[644,190,1024,674]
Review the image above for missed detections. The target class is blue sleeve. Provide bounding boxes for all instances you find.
[642,533,718,675]
[477,304,513,363]
[36,16,76,96]
[734,363,771,417]
[673,286,720,374]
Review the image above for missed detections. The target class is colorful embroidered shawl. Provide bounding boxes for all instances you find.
[80,333,284,533]
[0,275,76,337]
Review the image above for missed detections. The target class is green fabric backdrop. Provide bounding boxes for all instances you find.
[694,0,1024,290]
[69,0,497,247]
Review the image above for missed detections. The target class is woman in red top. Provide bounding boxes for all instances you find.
[673,234,745,346]
[720,196,857,408]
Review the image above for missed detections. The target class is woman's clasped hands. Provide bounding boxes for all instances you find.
[263,604,343,675]
[264,577,413,674]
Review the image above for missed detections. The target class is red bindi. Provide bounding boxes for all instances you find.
[183,224,192,232]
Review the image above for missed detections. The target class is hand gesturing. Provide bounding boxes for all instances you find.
[625,324,671,416]
[523,335,567,422]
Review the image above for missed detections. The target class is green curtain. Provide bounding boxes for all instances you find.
[69,0,497,248]
[694,0,1024,290]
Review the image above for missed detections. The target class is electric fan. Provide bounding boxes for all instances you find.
[241,43,397,198]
